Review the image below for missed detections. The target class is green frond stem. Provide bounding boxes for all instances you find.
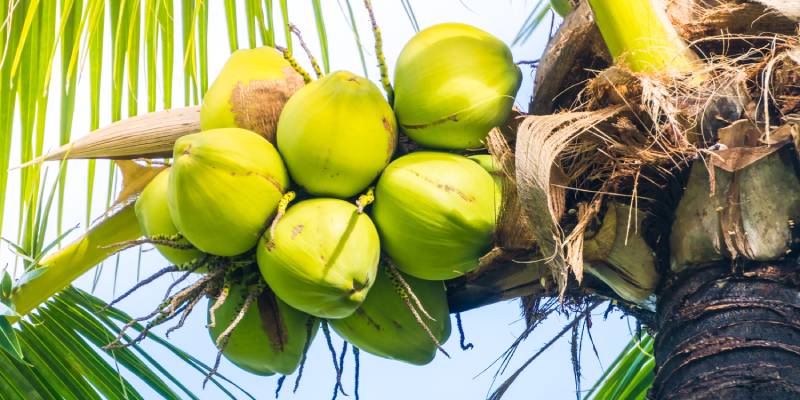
[289,24,323,78]
[362,0,393,103]
[10,204,141,319]
[587,0,697,75]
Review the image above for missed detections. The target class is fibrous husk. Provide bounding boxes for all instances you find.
[667,0,799,41]
[513,106,625,298]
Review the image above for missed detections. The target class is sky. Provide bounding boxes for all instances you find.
[2,1,638,399]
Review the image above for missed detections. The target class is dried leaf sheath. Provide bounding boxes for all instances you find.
[18,106,201,167]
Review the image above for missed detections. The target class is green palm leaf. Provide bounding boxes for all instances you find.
[0,286,251,399]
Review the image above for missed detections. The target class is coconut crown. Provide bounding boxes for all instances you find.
[277,70,397,198]
[200,47,305,143]
[256,198,380,319]
[393,23,522,150]
[373,151,498,280]
[208,284,318,376]
[168,128,289,256]
[330,267,451,365]
[134,168,203,266]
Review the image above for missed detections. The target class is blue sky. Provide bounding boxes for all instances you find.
[3,1,637,399]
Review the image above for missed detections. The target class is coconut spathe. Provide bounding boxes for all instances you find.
[393,23,521,149]
[330,268,451,365]
[277,71,397,198]
[257,198,380,319]
[201,47,305,143]
[208,284,318,375]
[135,168,203,266]
[168,128,289,256]
[373,152,497,280]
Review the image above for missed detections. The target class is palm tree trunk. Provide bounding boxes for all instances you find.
[652,259,800,399]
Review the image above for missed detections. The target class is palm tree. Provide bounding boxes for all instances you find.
[3,0,798,398]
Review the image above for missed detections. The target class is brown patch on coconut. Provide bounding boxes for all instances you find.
[229,67,305,144]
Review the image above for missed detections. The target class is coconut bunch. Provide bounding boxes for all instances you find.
[102,22,522,379]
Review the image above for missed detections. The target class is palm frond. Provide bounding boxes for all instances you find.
[584,334,654,400]
[512,0,553,46]
[3,286,252,400]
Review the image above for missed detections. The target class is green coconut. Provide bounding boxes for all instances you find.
[256,198,380,319]
[168,128,289,256]
[329,267,451,365]
[373,152,497,280]
[276,70,397,198]
[393,23,522,150]
[201,46,305,143]
[134,168,203,266]
[208,284,318,375]
[469,154,503,215]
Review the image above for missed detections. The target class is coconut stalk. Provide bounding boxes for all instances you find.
[10,205,141,317]
[587,0,697,74]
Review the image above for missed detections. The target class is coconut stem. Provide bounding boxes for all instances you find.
[294,317,316,393]
[276,46,313,84]
[331,341,349,400]
[165,291,204,337]
[289,24,323,79]
[353,346,361,400]
[207,283,230,328]
[205,288,258,387]
[455,312,474,351]
[363,0,394,103]
[105,264,219,349]
[268,191,296,245]
[322,321,348,395]
[355,187,374,214]
[401,288,450,358]
[101,233,196,253]
[384,262,449,358]
[105,265,178,309]
[385,261,434,320]
[275,375,287,399]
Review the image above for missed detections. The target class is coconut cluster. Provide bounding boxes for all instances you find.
[134,24,519,375]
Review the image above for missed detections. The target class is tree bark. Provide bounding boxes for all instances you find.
[652,259,800,400]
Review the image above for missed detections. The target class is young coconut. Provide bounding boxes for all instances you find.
[469,154,503,213]
[135,168,203,266]
[393,23,521,150]
[168,128,289,256]
[276,71,397,198]
[256,198,380,319]
[200,47,305,143]
[329,266,451,365]
[373,152,497,280]
[208,284,319,375]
